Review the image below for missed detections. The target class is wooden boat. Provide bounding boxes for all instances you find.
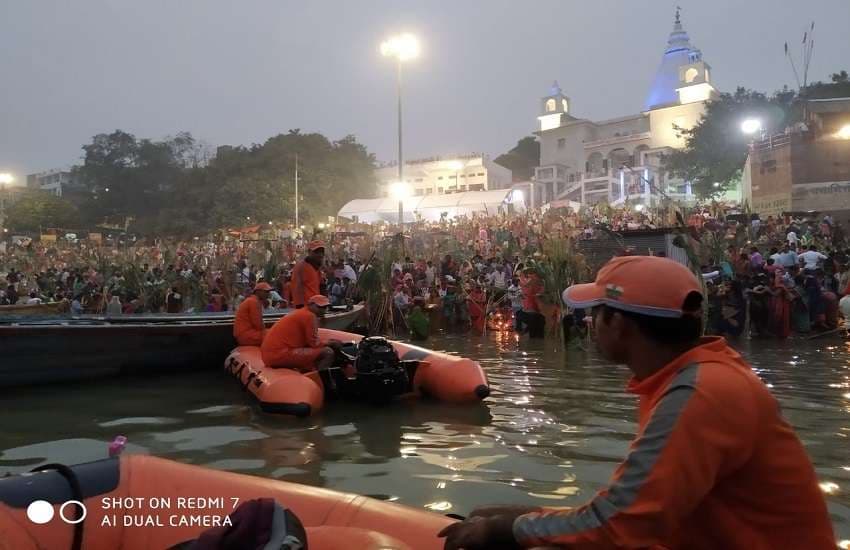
[0,305,364,388]
[0,454,453,550]
[0,302,61,316]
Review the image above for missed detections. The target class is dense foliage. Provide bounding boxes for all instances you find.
[5,192,80,232]
[57,129,376,235]
[494,136,540,182]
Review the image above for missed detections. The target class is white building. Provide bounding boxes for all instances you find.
[26,169,75,197]
[338,188,526,224]
[533,10,718,208]
[375,154,512,198]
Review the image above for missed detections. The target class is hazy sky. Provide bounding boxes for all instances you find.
[2,1,848,179]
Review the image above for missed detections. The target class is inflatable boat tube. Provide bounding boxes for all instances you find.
[0,454,452,550]
[225,328,489,417]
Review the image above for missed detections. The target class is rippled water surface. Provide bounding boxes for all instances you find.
[2,333,848,540]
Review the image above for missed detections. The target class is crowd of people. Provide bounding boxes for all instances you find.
[2,203,849,341]
[697,211,849,338]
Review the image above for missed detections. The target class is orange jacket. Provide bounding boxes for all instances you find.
[513,337,834,549]
[233,294,264,345]
[261,307,321,353]
[291,260,321,307]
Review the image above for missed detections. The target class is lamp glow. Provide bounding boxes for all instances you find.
[390,181,412,200]
[741,118,762,135]
[836,124,850,140]
[0,173,14,185]
[635,204,645,212]
[380,33,420,61]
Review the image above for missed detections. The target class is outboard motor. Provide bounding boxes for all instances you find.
[353,337,411,404]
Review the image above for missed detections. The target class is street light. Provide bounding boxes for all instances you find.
[0,173,14,185]
[381,32,420,227]
[390,181,412,201]
[740,118,763,135]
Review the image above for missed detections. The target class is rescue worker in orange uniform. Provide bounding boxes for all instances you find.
[233,281,271,346]
[260,294,341,373]
[291,240,325,308]
[439,256,835,549]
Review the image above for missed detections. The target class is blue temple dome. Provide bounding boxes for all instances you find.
[645,9,703,110]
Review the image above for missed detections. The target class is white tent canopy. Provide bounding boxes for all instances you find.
[337,189,526,223]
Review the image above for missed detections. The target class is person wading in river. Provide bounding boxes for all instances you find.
[439,255,834,549]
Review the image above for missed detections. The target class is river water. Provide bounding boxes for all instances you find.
[2,332,848,542]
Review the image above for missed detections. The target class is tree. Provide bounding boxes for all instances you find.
[5,192,80,232]
[67,128,377,236]
[494,136,540,182]
[802,70,850,100]
[663,88,790,198]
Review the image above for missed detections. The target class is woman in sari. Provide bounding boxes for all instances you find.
[791,275,811,333]
[769,271,792,339]
[467,283,487,335]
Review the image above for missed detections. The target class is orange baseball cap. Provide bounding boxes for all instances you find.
[308,240,325,251]
[308,294,330,307]
[562,256,702,318]
[253,282,273,292]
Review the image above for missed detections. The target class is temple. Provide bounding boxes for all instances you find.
[531,8,720,208]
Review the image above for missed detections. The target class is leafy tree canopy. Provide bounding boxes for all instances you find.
[5,192,80,232]
[69,129,376,236]
[494,136,540,182]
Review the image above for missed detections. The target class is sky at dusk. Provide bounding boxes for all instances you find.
[1,0,849,179]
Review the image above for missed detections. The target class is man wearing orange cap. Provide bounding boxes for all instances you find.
[440,256,834,549]
[233,282,272,346]
[291,240,325,308]
[261,294,340,374]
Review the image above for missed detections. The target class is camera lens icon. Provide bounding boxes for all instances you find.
[27,500,87,524]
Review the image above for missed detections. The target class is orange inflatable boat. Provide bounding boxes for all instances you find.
[0,454,454,550]
[225,328,489,417]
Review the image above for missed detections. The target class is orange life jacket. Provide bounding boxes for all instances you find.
[514,337,835,549]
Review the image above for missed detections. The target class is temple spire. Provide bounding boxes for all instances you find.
[665,6,692,53]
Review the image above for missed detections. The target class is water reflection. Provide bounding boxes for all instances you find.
[0,333,847,539]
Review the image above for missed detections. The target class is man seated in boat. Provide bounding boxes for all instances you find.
[440,256,834,549]
[261,294,342,374]
[233,282,272,346]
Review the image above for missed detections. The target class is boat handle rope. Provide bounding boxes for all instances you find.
[229,359,261,391]
[30,463,85,550]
